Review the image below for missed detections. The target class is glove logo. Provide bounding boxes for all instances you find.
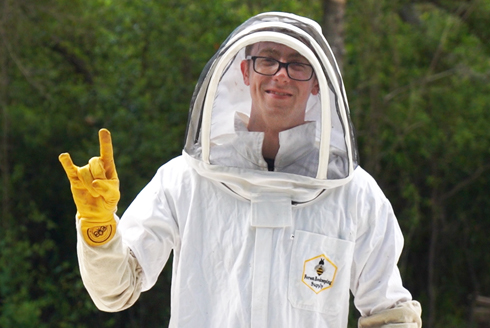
[302,254,337,294]
[87,225,113,244]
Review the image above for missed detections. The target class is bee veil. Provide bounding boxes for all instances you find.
[183,12,359,203]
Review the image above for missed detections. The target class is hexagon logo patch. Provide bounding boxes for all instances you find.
[302,254,337,294]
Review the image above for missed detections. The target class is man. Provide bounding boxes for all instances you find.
[241,42,319,159]
[209,41,321,177]
[60,12,422,328]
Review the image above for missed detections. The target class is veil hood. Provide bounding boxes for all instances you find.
[183,12,359,203]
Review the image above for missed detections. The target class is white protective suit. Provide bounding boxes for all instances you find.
[77,12,422,328]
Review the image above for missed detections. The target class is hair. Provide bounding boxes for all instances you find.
[244,44,254,57]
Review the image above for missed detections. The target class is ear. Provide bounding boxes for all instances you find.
[240,60,250,86]
[311,77,319,96]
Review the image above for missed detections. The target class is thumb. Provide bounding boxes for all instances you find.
[92,179,120,207]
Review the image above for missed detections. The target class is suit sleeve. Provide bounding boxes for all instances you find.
[349,170,422,327]
[118,165,180,292]
[76,165,180,310]
[76,217,143,312]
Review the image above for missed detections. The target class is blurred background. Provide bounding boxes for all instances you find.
[1,0,489,327]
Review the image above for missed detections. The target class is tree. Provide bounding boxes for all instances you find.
[322,0,346,72]
[2,1,489,327]
[344,1,490,327]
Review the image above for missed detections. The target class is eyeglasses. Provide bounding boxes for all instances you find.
[246,56,314,81]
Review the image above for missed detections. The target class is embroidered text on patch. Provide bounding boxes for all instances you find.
[302,254,337,294]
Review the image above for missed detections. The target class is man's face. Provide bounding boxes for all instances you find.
[241,42,319,132]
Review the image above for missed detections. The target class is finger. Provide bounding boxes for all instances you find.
[59,153,79,181]
[78,164,100,198]
[99,128,113,162]
[89,157,107,180]
[98,128,118,179]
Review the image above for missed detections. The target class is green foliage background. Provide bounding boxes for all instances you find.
[1,0,489,327]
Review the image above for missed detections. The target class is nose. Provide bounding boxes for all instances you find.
[273,65,290,82]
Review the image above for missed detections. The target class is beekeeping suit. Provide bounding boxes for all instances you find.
[73,12,421,328]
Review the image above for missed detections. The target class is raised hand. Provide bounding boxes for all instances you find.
[59,129,120,246]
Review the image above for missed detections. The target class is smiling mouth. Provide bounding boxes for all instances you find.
[266,90,292,97]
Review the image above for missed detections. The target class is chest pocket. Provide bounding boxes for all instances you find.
[288,230,355,314]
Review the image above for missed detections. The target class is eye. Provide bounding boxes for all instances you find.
[289,62,309,72]
[258,57,277,67]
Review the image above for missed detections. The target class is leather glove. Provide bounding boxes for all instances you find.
[59,128,120,246]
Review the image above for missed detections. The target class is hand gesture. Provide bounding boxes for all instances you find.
[59,129,120,246]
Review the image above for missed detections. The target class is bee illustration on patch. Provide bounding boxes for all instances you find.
[315,258,325,276]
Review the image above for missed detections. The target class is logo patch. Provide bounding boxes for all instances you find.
[302,254,337,294]
[87,225,113,244]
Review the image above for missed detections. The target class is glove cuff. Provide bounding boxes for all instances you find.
[358,301,422,328]
[78,214,117,247]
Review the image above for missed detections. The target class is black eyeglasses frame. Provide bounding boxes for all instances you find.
[245,56,315,82]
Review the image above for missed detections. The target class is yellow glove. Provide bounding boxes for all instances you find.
[59,128,120,246]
